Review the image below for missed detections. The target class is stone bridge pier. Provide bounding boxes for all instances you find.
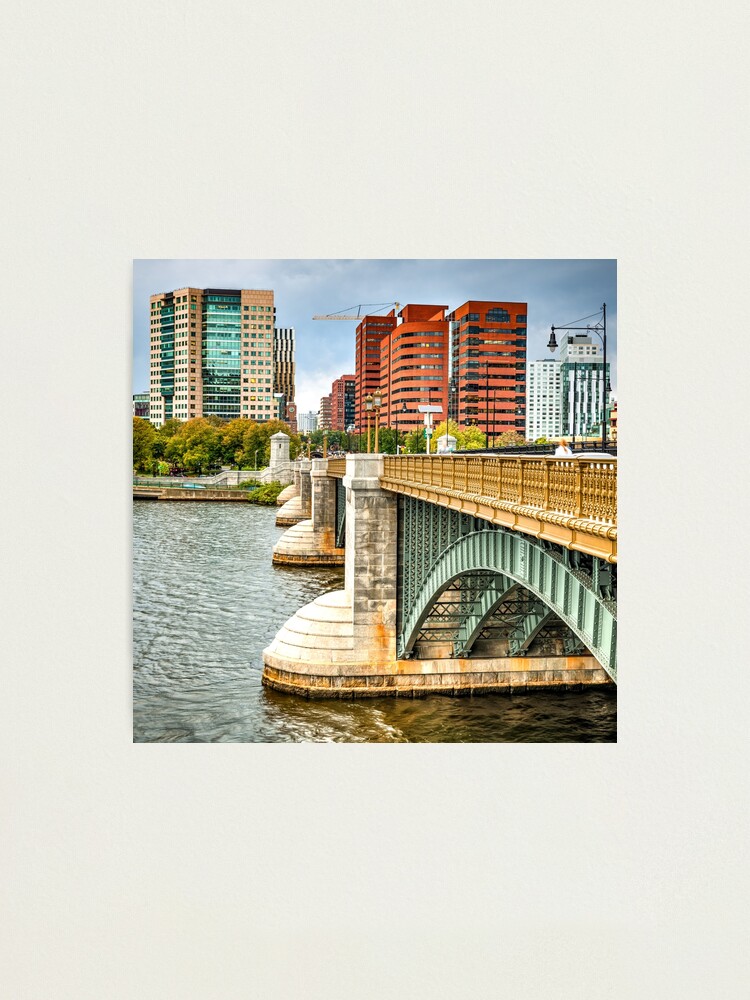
[276,458,310,526]
[276,459,300,507]
[272,458,345,566]
[264,455,397,692]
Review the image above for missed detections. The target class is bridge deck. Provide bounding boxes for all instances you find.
[328,454,616,562]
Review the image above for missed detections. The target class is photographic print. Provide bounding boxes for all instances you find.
[133,259,617,742]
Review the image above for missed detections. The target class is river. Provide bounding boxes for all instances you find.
[133,501,616,742]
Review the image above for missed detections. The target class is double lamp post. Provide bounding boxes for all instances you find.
[364,390,382,452]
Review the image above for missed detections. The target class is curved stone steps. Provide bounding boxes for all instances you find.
[276,483,299,506]
[275,495,308,526]
[272,520,345,565]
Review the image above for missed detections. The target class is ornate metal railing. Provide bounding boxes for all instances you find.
[381,455,617,525]
[327,458,346,478]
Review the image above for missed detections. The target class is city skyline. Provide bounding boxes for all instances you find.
[133,260,617,415]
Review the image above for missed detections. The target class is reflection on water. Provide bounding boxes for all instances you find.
[133,502,616,743]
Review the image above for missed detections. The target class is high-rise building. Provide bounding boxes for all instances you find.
[378,304,449,435]
[559,334,611,440]
[297,411,318,433]
[354,311,398,430]
[448,301,527,440]
[132,392,150,419]
[319,394,332,431]
[273,327,295,412]
[526,359,563,441]
[330,374,356,431]
[148,287,275,428]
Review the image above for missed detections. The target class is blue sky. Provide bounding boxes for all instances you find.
[133,259,617,414]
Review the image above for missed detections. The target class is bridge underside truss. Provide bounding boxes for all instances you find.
[397,496,617,681]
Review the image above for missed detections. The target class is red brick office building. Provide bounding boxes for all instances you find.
[378,304,449,435]
[448,300,527,440]
[354,311,398,430]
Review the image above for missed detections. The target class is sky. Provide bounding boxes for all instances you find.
[133,259,617,414]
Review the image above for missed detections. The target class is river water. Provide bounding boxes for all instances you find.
[133,501,616,742]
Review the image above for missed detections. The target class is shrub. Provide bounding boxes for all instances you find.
[248,481,283,505]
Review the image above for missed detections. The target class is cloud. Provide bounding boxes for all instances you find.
[133,260,617,406]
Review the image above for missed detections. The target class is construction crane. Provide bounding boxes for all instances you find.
[312,302,400,321]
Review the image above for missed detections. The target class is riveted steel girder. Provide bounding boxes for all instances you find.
[452,577,518,657]
[508,607,555,656]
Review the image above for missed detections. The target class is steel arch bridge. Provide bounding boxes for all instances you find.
[396,496,617,681]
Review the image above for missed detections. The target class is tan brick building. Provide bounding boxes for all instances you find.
[149,287,276,427]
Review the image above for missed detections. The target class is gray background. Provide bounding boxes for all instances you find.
[2,0,748,997]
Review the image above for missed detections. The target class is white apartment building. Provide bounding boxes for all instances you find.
[559,334,610,440]
[297,411,318,433]
[526,359,563,441]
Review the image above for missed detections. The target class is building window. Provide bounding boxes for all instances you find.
[486,308,510,322]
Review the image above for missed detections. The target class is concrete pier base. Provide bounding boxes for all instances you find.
[276,458,312,526]
[275,495,307,526]
[276,483,299,506]
[272,521,345,566]
[276,496,310,528]
[261,590,611,698]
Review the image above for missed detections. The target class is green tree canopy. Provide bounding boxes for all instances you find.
[133,417,156,472]
[456,425,486,451]
[494,431,526,448]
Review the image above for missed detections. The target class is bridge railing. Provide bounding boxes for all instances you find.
[381,454,616,524]
[326,458,346,478]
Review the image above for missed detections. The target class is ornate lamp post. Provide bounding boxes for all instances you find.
[373,389,382,452]
[365,393,373,452]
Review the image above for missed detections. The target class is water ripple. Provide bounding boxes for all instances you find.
[133,501,616,742]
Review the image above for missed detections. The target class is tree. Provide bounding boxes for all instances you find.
[494,431,526,448]
[220,419,248,467]
[456,426,486,450]
[403,427,426,454]
[432,419,460,440]
[133,417,156,472]
[165,418,222,474]
[152,418,182,459]
[376,427,398,455]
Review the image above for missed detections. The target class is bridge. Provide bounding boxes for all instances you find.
[263,451,616,697]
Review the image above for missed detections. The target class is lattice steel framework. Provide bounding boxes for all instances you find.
[396,496,617,680]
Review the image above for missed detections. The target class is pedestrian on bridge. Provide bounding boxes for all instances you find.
[555,439,573,457]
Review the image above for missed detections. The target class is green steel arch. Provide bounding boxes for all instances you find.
[452,576,518,657]
[398,527,617,681]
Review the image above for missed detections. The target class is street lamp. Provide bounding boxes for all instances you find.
[396,401,407,454]
[549,303,609,448]
[365,393,373,452]
[373,389,382,452]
